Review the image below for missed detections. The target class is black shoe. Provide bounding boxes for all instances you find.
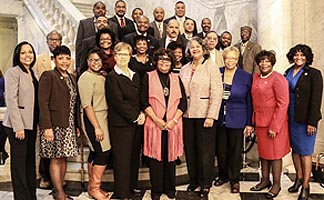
[298,187,310,200]
[231,183,240,193]
[250,181,272,191]
[187,184,199,192]
[176,157,182,165]
[151,195,160,200]
[214,178,228,186]
[0,152,9,165]
[266,187,281,199]
[165,191,176,199]
[130,189,142,197]
[199,188,209,198]
[288,178,303,193]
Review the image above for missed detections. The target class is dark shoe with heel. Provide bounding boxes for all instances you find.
[288,179,303,193]
[250,181,272,191]
[199,188,209,198]
[214,178,228,187]
[231,183,240,193]
[0,152,9,165]
[266,187,281,199]
[298,187,310,200]
[187,184,199,192]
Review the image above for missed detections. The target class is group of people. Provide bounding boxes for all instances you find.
[1,1,323,200]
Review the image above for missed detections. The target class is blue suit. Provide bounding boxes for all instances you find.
[217,67,252,128]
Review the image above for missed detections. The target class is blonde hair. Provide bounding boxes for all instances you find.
[222,46,240,60]
[113,42,132,55]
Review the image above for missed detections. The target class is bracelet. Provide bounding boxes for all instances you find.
[173,118,178,124]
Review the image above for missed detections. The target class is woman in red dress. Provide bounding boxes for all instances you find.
[248,50,290,199]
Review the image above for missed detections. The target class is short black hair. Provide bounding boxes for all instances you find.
[13,41,36,72]
[255,50,276,66]
[286,44,313,65]
[52,45,71,58]
[95,28,116,49]
[152,48,176,72]
[134,35,148,46]
[87,48,103,60]
[93,1,105,9]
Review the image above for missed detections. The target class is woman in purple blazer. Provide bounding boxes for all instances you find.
[214,46,253,193]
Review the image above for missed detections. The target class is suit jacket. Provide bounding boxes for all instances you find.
[34,52,74,78]
[234,40,261,74]
[109,16,135,41]
[149,21,167,40]
[38,68,79,129]
[122,32,160,55]
[75,17,96,68]
[106,69,141,126]
[284,65,323,126]
[180,59,223,119]
[159,35,187,49]
[217,67,252,128]
[209,49,224,68]
[3,66,37,132]
[164,16,198,35]
[196,32,205,39]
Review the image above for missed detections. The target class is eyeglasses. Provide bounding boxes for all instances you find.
[115,53,130,57]
[48,38,61,42]
[158,56,171,62]
[88,58,102,63]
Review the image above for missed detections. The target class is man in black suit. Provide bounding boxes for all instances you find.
[75,1,106,69]
[159,19,187,49]
[196,18,212,39]
[109,0,135,41]
[123,15,159,55]
[149,6,167,40]
[164,1,198,36]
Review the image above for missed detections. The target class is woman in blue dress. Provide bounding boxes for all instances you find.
[285,44,323,200]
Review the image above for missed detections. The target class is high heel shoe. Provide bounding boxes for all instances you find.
[266,187,281,199]
[186,184,199,192]
[199,188,210,198]
[298,187,310,200]
[288,178,303,193]
[250,181,272,191]
[0,152,9,165]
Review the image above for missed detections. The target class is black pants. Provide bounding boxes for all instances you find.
[183,118,216,189]
[109,125,141,198]
[0,122,7,154]
[216,126,243,183]
[149,130,176,198]
[6,127,37,200]
[39,157,51,182]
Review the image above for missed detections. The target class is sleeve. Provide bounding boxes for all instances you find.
[307,69,323,126]
[177,77,187,113]
[207,64,223,119]
[78,73,94,108]
[245,74,253,126]
[140,73,150,110]
[269,74,289,133]
[106,73,140,123]
[5,69,24,132]
[38,71,53,129]
[75,20,84,68]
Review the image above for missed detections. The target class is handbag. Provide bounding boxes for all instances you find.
[312,152,324,188]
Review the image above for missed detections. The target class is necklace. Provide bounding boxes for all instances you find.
[159,74,170,97]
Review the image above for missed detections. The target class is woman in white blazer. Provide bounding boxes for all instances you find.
[3,41,39,200]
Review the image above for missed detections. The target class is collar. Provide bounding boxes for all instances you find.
[136,30,147,36]
[114,65,135,80]
[175,15,185,21]
[166,35,176,42]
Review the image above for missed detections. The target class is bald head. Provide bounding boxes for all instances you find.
[167,19,180,38]
[153,6,165,22]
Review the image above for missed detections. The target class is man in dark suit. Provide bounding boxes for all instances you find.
[123,15,159,55]
[196,18,212,39]
[75,1,106,69]
[159,19,187,49]
[164,1,198,36]
[109,0,135,41]
[149,6,167,40]
[78,16,118,74]
[234,26,262,74]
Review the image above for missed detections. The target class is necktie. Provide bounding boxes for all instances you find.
[120,18,125,28]
[179,18,184,34]
[158,23,163,38]
[241,43,246,55]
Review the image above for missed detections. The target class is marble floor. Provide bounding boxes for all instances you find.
[1,161,324,200]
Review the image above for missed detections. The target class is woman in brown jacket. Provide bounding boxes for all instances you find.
[39,46,79,200]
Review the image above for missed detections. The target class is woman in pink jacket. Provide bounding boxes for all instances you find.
[141,48,187,200]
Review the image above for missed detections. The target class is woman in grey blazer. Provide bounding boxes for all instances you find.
[3,41,39,200]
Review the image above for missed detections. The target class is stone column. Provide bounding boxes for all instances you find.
[257,0,293,168]
[257,0,292,74]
